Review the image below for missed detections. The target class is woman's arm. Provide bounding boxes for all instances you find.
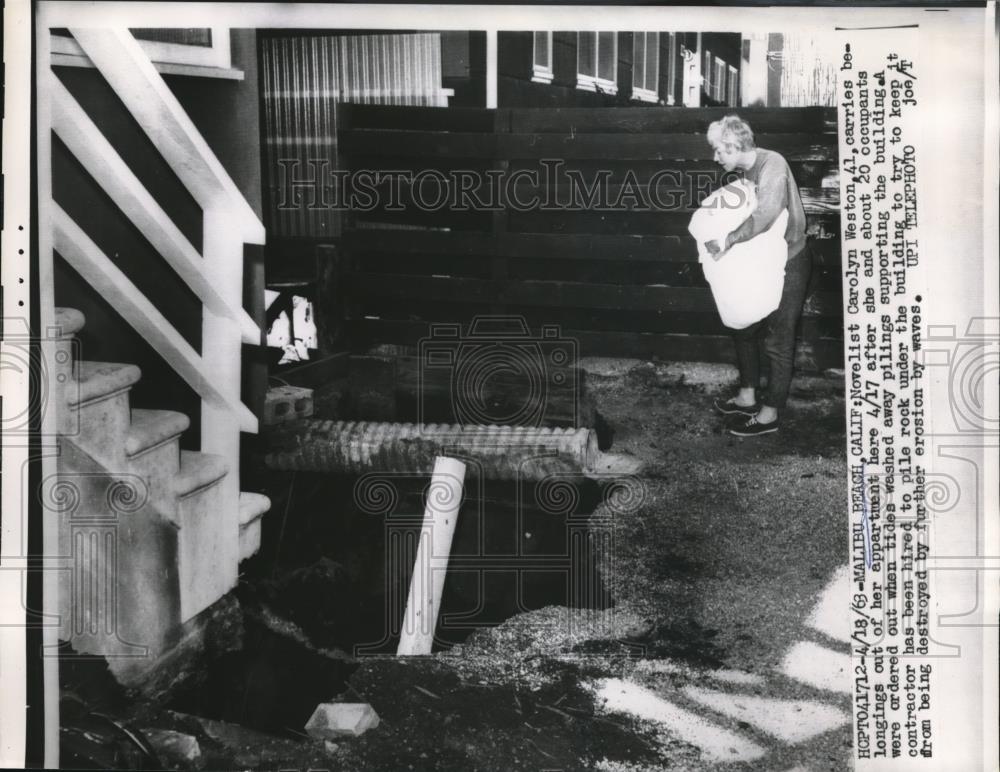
[724,157,788,249]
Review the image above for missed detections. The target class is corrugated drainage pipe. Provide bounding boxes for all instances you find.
[263,421,636,481]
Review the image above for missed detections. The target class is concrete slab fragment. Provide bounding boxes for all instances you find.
[681,685,849,743]
[305,702,380,739]
[807,565,850,641]
[593,678,766,763]
[780,640,852,694]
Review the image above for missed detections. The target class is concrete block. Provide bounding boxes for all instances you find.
[304,703,380,739]
[264,385,314,426]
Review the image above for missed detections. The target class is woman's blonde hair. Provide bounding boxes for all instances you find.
[706,115,755,151]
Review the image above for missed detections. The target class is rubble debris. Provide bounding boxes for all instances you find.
[304,702,381,739]
[141,728,201,766]
[264,385,314,427]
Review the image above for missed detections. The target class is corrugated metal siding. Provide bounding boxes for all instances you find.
[262,33,449,238]
[777,35,838,107]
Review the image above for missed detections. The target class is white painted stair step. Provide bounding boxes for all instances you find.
[68,361,142,464]
[238,492,271,561]
[73,361,142,405]
[54,307,86,336]
[126,409,189,466]
[238,491,271,525]
[173,450,228,500]
[174,450,231,621]
[53,308,86,433]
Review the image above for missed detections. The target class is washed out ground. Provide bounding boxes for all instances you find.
[69,359,850,771]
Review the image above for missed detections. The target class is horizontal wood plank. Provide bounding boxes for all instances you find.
[341,130,838,162]
[348,175,838,216]
[344,229,684,261]
[508,106,838,135]
[341,228,842,265]
[347,319,843,371]
[351,298,844,338]
[500,133,837,162]
[345,158,838,190]
[347,273,842,317]
[342,104,837,135]
[341,103,499,133]
[505,210,838,237]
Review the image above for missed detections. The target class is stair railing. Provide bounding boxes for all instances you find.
[43,26,265,623]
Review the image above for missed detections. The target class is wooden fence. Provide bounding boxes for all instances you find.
[329,105,842,370]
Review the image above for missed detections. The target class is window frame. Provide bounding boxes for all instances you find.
[727,64,739,106]
[702,47,712,96]
[631,31,659,103]
[531,31,554,84]
[576,31,618,94]
[51,27,233,72]
[712,56,726,102]
[664,32,677,105]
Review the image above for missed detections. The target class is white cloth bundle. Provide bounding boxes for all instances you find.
[688,179,788,330]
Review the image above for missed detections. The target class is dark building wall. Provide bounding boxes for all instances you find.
[441,31,486,107]
[767,33,784,107]
[497,31,737,109]
[700,32,742,107]
[52,30,265,445]
[498,31,637,108]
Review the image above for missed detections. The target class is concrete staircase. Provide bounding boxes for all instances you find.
[51,307,269,682]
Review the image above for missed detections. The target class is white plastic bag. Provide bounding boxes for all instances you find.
[688,179,788,330]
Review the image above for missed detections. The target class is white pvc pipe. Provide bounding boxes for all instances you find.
[397,456,466,656]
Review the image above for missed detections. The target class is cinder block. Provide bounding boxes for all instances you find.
[263,385,314,426]
[305,703,380,739]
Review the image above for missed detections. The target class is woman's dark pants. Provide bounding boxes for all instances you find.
[731,246,812,410]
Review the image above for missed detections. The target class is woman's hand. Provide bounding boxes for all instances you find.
[706,232,738,260]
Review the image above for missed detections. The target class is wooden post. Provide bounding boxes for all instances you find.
[314,244,346,354]
[196,206,243,619]
[486,31,497,109]
[32,18,60,768]
[397,456,466,656]
[490,109,510,316]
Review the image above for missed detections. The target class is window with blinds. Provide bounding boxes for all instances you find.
[631,32,659,102]
[727,64,739,106]
[577,32,618,93]
[532,31,553,83]
[261,33,451,238]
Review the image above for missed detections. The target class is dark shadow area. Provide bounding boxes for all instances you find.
[239,472,614,658]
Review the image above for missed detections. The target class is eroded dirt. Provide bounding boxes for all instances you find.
[65,361,850,771]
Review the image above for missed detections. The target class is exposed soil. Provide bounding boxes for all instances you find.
[62,360,849,771]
